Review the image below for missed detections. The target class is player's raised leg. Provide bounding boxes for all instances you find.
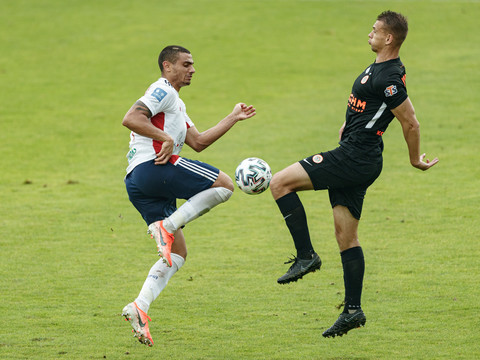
[270,162,321,284]
[150,167,233,266]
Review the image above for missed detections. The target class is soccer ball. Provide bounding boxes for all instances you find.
[235,157,272,195]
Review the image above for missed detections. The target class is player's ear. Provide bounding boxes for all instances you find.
[385,33,394,46]
[162,60,171,72]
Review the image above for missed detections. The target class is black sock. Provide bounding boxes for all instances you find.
[341,246,364,313]
[276,192,314,259]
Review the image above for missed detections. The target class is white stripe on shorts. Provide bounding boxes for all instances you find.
[177,158,218,182]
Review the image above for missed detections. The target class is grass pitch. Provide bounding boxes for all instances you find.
[1,0,479,359]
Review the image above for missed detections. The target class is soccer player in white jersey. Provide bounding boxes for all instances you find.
[121,45,256,346]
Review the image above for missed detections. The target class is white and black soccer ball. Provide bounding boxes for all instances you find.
[235,157,272,195]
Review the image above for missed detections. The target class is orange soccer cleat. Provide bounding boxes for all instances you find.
[148,220,175,267]
[122,302,154,346]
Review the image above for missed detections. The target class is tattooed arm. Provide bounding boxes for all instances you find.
[122,100,174,164]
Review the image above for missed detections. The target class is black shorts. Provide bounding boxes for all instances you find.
[299,147,382,220]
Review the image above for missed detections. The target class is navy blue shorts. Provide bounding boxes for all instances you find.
[299,147,382,220]
[125,156,220,225]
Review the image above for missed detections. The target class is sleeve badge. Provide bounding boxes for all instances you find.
[384,85,398,97]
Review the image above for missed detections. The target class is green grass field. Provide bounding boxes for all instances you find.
[1,0,479,359]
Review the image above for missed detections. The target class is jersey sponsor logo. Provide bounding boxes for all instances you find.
[127,148,136,161]
[151,88,168,102]
[312,154,323,164]
[384,85,398,97]
[348,94,366,113]
[376,130,384,136]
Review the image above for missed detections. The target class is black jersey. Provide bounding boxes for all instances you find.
[340,58,408,159]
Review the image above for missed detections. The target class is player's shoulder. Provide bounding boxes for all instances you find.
[372,59,406,86]
[378,58,405,77]
[146,78,177,95]
[142,77,179,105]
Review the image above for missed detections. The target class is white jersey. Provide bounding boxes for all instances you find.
[126,78,194,174]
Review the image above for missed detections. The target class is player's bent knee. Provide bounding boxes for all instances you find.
[269,174,279,195]
[213,186,233,203]
[270,172,288,198]
[213,171,234,192]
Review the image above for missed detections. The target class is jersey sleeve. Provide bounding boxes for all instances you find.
[178,99,195,128]
[184,112,194,128]
[375,69,408,110]
[138,84,176,117]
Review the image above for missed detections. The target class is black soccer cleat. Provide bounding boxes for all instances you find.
[322,309,366,338]
[277,253,322,284]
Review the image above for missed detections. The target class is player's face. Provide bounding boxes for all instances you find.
[368,20,388,53]
[166,52,195,91]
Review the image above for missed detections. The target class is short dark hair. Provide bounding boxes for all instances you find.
[158,45,191,72]
[377,11,408,47]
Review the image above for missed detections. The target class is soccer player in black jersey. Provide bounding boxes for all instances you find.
[270,11,439,338]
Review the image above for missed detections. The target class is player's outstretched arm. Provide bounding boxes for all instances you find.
[392,98,439,171]
[185,103,256,152]
[231,103,256,121]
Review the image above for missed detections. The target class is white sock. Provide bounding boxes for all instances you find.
[135,253,185,313]
[163,187,232,233]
